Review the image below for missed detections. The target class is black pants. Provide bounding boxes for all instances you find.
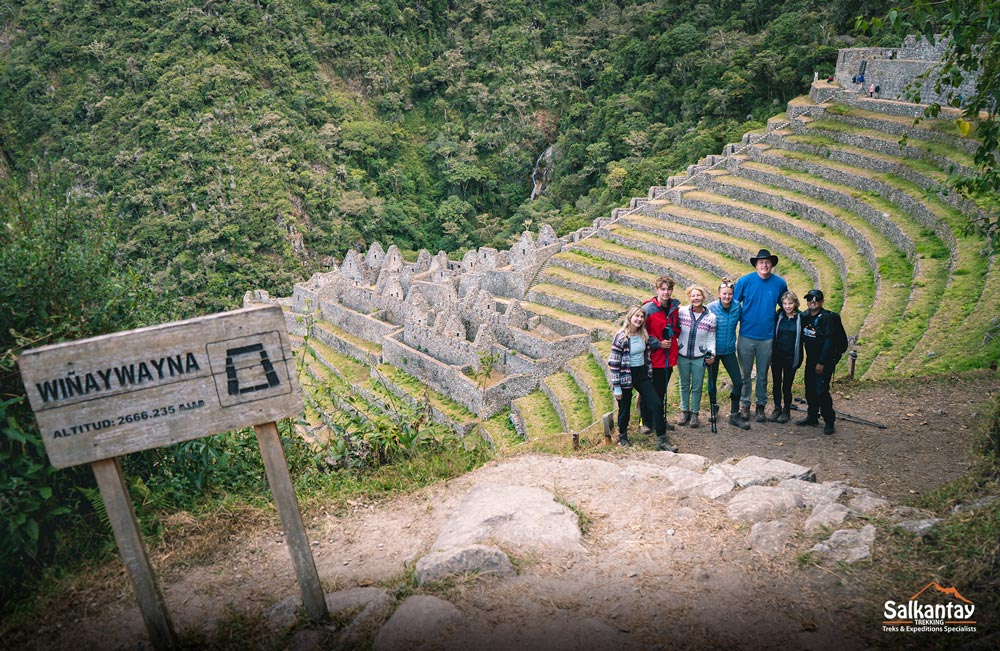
[803,359,836,423]
[707,351,742,413]
[640,366,671,429]
[620,366,665,438]
[770,349,797,410]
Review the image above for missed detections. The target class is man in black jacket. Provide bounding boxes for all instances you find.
[796,289,845,435]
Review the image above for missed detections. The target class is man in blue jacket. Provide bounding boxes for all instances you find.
[733,249,788,423]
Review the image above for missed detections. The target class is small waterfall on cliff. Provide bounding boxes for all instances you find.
[530,145,555,201]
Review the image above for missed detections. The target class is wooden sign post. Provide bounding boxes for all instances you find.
[17,305,329,649]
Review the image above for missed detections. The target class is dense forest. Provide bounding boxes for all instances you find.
[0,0,896,312]
[2,0,904,609]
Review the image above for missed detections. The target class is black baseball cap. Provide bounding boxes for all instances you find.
[804,289,824,301]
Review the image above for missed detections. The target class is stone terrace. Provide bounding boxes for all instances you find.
[248,44,998,444]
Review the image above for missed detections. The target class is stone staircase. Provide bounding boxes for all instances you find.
[249,82,998,447]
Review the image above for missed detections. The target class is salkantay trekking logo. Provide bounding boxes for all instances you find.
[882,582,977,634]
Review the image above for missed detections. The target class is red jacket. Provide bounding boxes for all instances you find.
[641,297,679,368]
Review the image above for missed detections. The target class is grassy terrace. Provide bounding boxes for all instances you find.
[513,390,564,440]
[313,319,383,358]
[744,145,988,376]
[602,226,741,300]
[700,172,904,375]
[376,364,478,425]
[510,298,619,337]
[528,281,626,315]
[540,264,650,304]
[544,371,595,432]
[552,249,663,290]
[798,119,977,169]
[668,190,844,302]
[569,353,615,417]
[623,208,817,294]
[566,238,698,288]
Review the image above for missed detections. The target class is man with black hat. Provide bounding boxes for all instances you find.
[797,289,845,435]
[733,249,788,424]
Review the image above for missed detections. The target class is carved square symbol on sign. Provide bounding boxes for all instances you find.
[206,331,292,408]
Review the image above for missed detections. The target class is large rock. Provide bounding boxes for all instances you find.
[748,520,793,556]
[374,595,463,651]
[810,524,877,563]
[432,485,584,553]
[663,465,736,499]
[726,485,805,522]
[777,479,844,506]
[804,502,850,533]
[416,544,516,584]
[849,493,890,514]
[712,456,816,487]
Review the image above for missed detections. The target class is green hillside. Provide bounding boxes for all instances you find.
[0,0,889,312]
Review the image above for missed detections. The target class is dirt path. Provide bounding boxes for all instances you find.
[5,373,998,651]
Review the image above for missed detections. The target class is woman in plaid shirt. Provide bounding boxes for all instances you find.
[608,306,678,451]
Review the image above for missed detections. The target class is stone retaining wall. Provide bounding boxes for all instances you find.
[695,176,880,279]
[732,163,916,260]
[637,201,824,287]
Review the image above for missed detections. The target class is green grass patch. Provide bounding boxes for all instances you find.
[545,371,594,432]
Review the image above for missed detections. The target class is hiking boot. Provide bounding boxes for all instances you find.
[776,409,790,424]
[677,411,691,426]
[755,405,766,423]
[689,413,700,428]
[656,435,678,452]
[640,425,653,436]
[795,416,819,427]
[617,435,630,446]
[767,406,782,422]
[823,421,836,435]
[739,404,751,421]
[729,413,751,430]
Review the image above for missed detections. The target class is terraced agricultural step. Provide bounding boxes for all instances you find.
[565,239,698,290]
[541,371,595,434]
[568,353,615,420]
[786,117,976,173]
[537,264,649,306]
[511,390,564,440]
[311,320,383,365]
[526,282,626,321]
[512,299,619,339]
[801,103,980,156]
[641,200,829,293]
[549,249,660,292]
[620,209,817,294]
[372,365,479,436]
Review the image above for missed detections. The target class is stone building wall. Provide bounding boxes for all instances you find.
[833,36,979,107]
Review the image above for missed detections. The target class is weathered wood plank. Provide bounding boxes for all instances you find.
[254,422,329,622]
[17,305,303,468]
[91,458,178,650]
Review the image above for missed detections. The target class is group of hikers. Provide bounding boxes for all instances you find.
[608,249,848,452]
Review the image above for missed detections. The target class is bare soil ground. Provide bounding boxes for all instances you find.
[3,372,998,651]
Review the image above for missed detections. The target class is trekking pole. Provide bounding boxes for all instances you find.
[791,398,887,429]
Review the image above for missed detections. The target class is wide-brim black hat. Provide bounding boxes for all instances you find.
[750,249,779,266]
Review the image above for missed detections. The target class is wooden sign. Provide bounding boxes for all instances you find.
[17,305,328,649]
[17,305,303,468]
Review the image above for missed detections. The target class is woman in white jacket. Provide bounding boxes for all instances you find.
[676,285,717,428]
